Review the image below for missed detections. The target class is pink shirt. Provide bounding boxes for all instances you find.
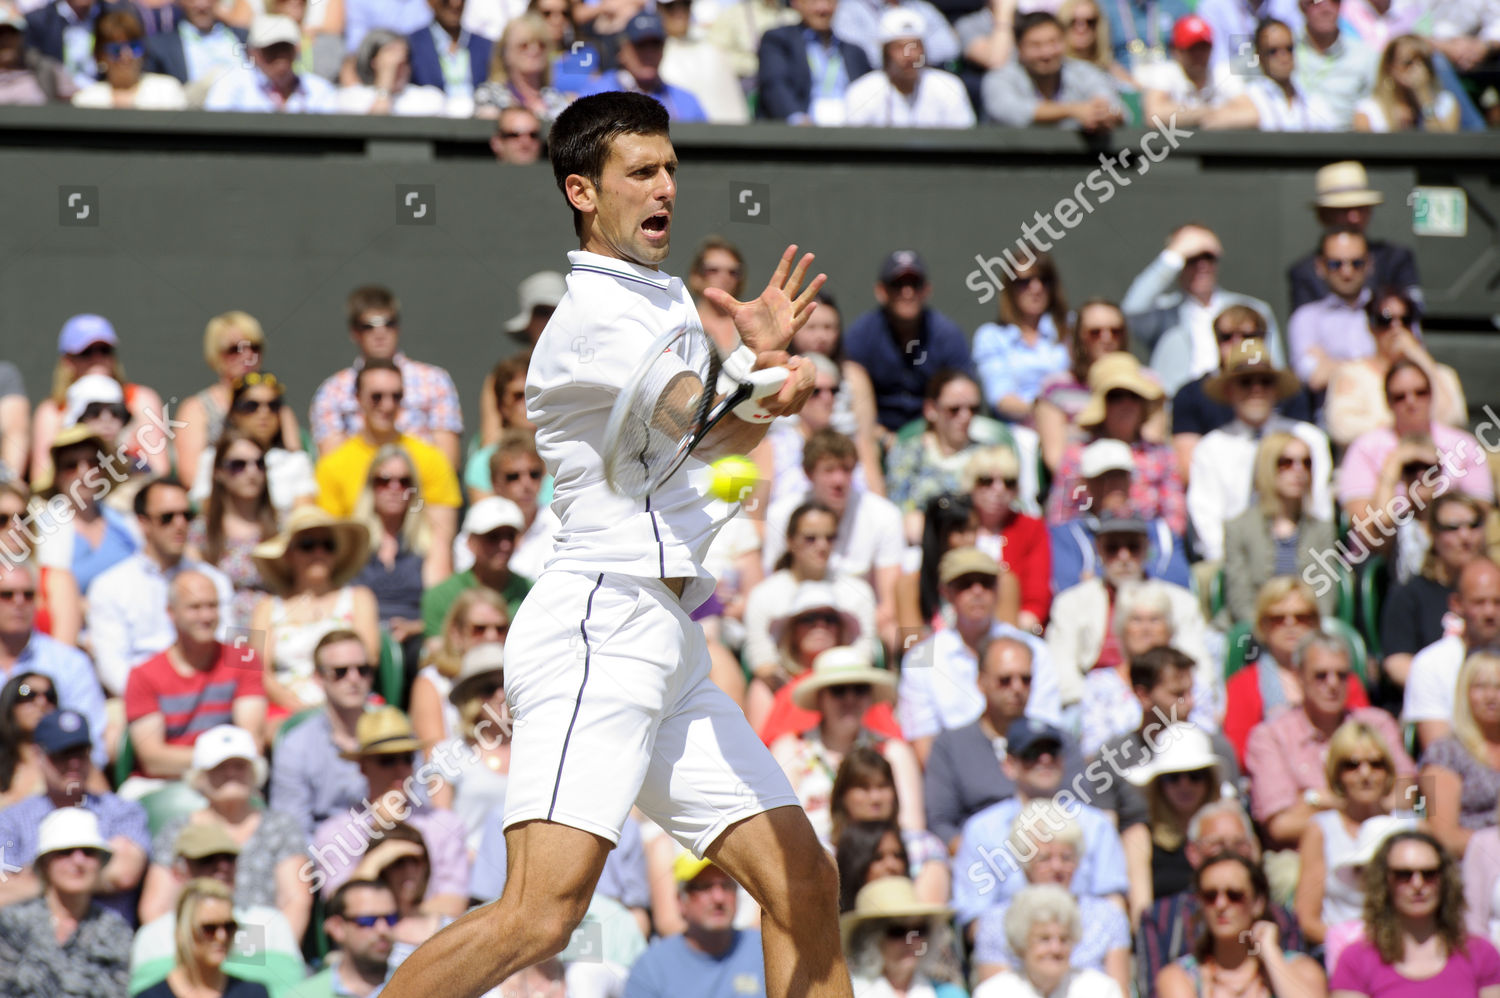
[1244,706,1414,823]
[1330,935,1500,996]
[1337,423,1495,506]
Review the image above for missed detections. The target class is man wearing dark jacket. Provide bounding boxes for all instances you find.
[25,0,139,88]
[1286,160,1420,312]
[406,0,489,99]
[143,0,245,84]
[756,0,870,122]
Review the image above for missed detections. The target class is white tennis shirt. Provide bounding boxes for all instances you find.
[527,250,739,609]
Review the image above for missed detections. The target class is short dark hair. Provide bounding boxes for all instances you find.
[356,357,403,396]
[1128,645,1196,692]
[327,879,396,920]
[1015,11,1061,44]
[134,475,186,517]
[1366,286,1418,329]
[313,628,365,670]
[1252,17,1291,48]
[1318,225,1367,260]
[549,92,671,238]
[802,429,858,476]
[924,368,980,404]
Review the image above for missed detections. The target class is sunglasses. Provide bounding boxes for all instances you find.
[0,588,38,605]
[827,683,873,698]
[884,923,929,940]
[473,679,505,700]
[1068,15,1099,26]
[16,682,57,704]
[1214,327,1256,343]
[1264,611,1318,627]
[232,396,284,415]
[1083,325,1124,340]
[499,129,542,140]
[942,403,981,417]
[368,753,412,769]
[196,919,239,939]
[1276,455,1312,471]
[1374,310,1410,328]
[1184,252,1219,266]
[1198,887,1248,905]
[1400,460,1436,479]
[70,342,115,361]
[81,402,129,422]
[1389,865,1441,884]
[1433,517,1484,533]
[1236,374,1278,391]
[1389,388,1432,405]
[1162,769,1211,785]
[811,385,837,398]
[994,673,1032,687]
[1310,668,1352,684]
[368,391,404,405]
[474,529,517,546]
[468,621,509,639]
[797,610,843,627]
[294,536,338,554]
[105,39,144,58]
[1337,756,1390,773]
[974,475,1018,489]
[224,457,267,475]
[152,510,196,526]
[55,452,99,472]
[1104,388,1143,404]
[0,512,14,529]
[1017,743,1062,764]
[354,316,398,331]
[1324,257,1368,271]
[323,663,375,681]
[699,265,742,278]
[222,340,261,358]
[375,474,413,490]
[1014,274,1054,289]
[191,852,238,866]
[503,469,543,483]
[949,573,998,591]
[1101,537,1145,555]
[348,913,400,928]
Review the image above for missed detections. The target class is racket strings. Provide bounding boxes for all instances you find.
[604,325,720,498]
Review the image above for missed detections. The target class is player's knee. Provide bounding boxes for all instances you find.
[530,905,589,958]
[772,846,840,916]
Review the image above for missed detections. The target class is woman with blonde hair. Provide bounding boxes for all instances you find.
[1220,432,1337,628]
[353,444,445,678]
[472,13,572,120]
[409,587,509,749]
[1419,650,1500,858]
[175,312,297,483]
[0,480,82,645]
[137,878,270,998]
[965,446,1050,631]
[1058,0,1131,85]
[1354,35,1459,132]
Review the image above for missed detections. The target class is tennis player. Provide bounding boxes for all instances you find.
[381,93,855,998]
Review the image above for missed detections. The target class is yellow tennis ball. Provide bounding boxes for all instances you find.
[708,455,758,503]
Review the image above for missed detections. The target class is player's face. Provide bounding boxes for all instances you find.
[576,133,677,268]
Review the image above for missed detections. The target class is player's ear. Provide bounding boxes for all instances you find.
[565,173,599,218]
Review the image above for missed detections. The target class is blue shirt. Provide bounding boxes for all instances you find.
[178,20,242,83]
[0,792,150,926]
[267,711,372,840]
[594,71,708,122]
[1048,517,1191,592]
[971,314,1070,411]
[344,0,431,52]
[803,28,850,105]
[843,306,978,432]
[625,930,766,998]
[469,805,649,909]
[4,632,109,769]
[67,506,139,594]
[952,796,1127,927]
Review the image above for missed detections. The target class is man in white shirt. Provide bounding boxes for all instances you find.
[86,476,233,696]
[897,548,1062,765]
[203,14,338,112]
[1291,0,1375,129]
[1137,14,1250,127]
[1403,558,1500,750]
[1186,338,1332,562]
[843,7,975,127]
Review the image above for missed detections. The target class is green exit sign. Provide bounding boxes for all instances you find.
[1409,187,1467,237]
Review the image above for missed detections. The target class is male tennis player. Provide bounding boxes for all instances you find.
[381,93,854,998]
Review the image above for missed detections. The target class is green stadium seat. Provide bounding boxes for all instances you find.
[380,631,406,710]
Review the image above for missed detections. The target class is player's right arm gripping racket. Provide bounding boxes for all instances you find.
[602,323,787,499]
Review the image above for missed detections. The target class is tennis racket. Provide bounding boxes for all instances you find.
[602,322,787,499]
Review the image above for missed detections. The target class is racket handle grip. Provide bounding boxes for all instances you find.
[732,366,788,423]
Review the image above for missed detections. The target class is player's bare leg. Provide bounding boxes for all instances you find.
[377,819,612,998]
[705,804,855,998]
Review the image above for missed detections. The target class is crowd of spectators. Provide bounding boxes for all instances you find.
[5,155,1500,998]
[1,0,1497,140]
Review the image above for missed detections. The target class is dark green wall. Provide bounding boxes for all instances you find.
[3,107,1497,426]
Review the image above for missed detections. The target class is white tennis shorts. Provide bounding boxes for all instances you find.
[502,570,800,856]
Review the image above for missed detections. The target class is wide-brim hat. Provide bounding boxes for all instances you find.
[35,807,112,865]
[340,705,423,760]
[1077,352,1163,428]
[769,581,861,648]
[185,724,269,789]
[792,646,896,709]
[1204,338,1301,404]
[839,876,953,950]
[449,643,506,706]
[251,505,372,596]
[1125,724,1221,786]
[1313,161,1383,209]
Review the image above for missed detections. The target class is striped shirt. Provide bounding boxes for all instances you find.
[123,644,266,746]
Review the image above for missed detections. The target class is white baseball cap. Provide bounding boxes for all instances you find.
[248,14,300,48]
[63,374,126,428]
[1080,438,1135,479]
[186,725,268,788]
[878,7,925,44]
[463,497,525,536]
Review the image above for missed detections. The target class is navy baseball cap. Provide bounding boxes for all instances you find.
[35,709,92,756]
[1006,718,1065,758]
[878,250,927,284]
[624,13,665,42]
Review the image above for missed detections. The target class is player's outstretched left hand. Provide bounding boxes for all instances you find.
[702,244,826,355]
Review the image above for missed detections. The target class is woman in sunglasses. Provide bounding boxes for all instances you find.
[1418,651,1500,860]
[841,876,965,998]
[353,444,444,678]
[972,253,1072,425]
[249,507,380,724]
[1331,829,1500,997]
[899,492,1020,641]
[192,373,317,518]
[177,313,298,488]
[965,446,1050,633]
[70,10,186,110]
[0,672,59,809]
[136,878,270,998]
[1156,853,1326,998]
[1122,725,1227,924]
[1221,433,1337,629]
[31,313,167,483]
[1324,289,1465,448]
[1354,35,1460,133]
[411,587,509,748]
[1057,0,1132,85]
[789,292,885,488]
[187,429,277,632]
[0,481,82,645]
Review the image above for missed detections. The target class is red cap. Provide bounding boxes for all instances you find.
[1172,14,1213,48]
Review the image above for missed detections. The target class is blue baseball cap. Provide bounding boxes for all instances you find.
[57,314,118,356]
[35,709,92,756]
[624,12,665,43]
[1006,717,1065,758]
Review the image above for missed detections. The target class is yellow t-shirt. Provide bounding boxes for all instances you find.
[315,434,462,517]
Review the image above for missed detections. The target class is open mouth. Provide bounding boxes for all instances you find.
[641,212,670,240]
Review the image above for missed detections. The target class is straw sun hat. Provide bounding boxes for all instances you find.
[250,505,372,596]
